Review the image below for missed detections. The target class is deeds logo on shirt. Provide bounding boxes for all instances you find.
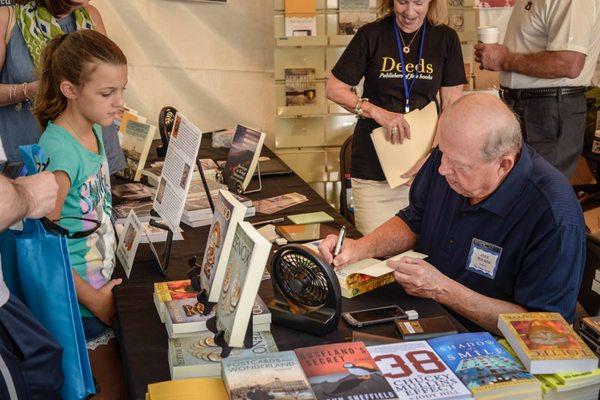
[379,57,434,80]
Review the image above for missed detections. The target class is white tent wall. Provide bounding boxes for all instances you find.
[92,0,276,148]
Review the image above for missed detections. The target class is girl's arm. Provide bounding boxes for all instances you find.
[0,7,36,107]
[49,171,121,326]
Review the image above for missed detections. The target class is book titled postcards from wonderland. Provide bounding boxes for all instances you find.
[368,341,472,400]
[498,312,598,374]
[199,190,247,302]
[168,331,277,379]
[295,341,396,400]
[428,332,541,399]
[222,351,316,400]
[222,125,265,193]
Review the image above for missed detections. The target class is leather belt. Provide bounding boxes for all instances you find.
[499,86,586,100]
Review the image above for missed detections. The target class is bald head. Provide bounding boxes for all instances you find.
[439,93,522,162]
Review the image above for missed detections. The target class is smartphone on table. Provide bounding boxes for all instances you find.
[342,305,407,328]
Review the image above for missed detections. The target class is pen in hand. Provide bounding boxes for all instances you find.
[332,226,346,268]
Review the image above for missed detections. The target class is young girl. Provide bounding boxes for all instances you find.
[35,29,126,399]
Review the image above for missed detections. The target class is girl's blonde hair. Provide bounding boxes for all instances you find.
[34,30,127,129]
[378,0,448,25]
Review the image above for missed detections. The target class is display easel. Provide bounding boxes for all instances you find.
[206,313,254,358]
[148,215,173,276]
[217,163,263,195]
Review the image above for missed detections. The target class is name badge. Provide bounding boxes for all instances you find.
[465,238,502,279]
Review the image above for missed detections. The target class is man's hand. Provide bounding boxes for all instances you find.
[474,43,511,71]
[14,171,58,219]
[318,235,361,269]
[89,278,122,326]
[388,257,451,300]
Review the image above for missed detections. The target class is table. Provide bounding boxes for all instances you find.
[112,136,465,399]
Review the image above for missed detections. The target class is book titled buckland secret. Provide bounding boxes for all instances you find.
[295,342,396,400]
[498,312,598,374]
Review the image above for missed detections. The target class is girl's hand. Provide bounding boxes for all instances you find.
[370,107,411,144]
[91,278,122,326]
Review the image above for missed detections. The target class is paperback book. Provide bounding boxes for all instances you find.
[168,331,277,379]
[120,120,156,181]
[368,341,472,400]
[295,341,396,400]
[215,221,272,347]
[498,312,598,374]
[253,192,308,215]
[428,332,541,399]
[166,295,271,338]
[285,68,317,106]
[112,183,152,200]
[147,377,227,400]
[113,200,154,224]
[154,279,198,323]
[222,351,315,400]
[222,125,266,193]
[199,190,247,302]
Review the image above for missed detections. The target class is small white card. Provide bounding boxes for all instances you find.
[117,210,142,278]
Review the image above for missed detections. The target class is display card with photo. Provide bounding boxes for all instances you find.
[117,209,143,278]
[152,112,203,233]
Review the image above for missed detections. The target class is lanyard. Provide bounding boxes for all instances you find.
[392,18,427,113]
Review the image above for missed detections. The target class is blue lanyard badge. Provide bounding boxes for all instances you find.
[393,18,427,113]
[465,238,502,279]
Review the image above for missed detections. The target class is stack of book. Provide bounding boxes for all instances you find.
[579,316,600,357]
[152,279,271,337]
[142,158,219,188]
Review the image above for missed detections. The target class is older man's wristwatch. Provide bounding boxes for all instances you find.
[354,98,369,117]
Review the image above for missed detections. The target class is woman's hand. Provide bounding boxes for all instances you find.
[25,80,39,98]
[370,106,411,144]
[401,153,430,186]
[90,278,122,326]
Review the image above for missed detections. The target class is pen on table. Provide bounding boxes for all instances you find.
[251,217,285,227]
[332,225,346,267]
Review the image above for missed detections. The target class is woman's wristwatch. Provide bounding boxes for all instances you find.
[354,98,369,117]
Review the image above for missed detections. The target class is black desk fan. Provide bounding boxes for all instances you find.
[268,245,342,336]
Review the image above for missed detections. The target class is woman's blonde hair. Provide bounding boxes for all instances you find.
[34,30,127,129]
[378,0,448,26]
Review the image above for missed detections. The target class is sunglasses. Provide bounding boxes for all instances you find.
[41,216,101,239]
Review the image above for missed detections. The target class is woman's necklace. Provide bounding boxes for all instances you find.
[398,25,422,54]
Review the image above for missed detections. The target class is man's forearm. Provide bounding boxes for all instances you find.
[357,216,417,260]
[0,176,29,231]
[437,279,527,334]
[503,50,584,80]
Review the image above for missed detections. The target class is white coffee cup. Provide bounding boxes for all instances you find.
[477,26,500,44]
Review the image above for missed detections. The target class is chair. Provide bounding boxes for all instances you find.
[339,135,355,226]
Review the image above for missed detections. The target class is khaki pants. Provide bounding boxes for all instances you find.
[352,178,409,235]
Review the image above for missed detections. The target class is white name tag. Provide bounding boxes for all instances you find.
[465,238,502,279]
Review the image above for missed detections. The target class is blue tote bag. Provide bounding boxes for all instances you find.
[3,144,96,399]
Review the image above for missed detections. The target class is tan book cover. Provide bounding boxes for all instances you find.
[498,312,598,374]
[370,101,438,188]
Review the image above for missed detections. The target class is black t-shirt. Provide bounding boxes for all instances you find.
[332,15,467,181]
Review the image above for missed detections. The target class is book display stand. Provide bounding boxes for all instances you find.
[216,161,263,195]
[206,313,254,358]
[148,216,174,276]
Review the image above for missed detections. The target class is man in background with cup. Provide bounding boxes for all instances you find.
[474,0,600,179]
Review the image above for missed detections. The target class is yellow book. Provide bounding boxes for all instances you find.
[147,377,227,400]
[498,312,599,374]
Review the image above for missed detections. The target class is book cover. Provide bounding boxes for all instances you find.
[113,200,153,224]
[285,68,317,106]
[284,16,317,37]
[215,222,272,347]
[169,331,277,379]
[295,341,396,400]
[121,120,156,181]
[581,316,600,342]
[222,125,266,193]
[428,332,540,397]
[498,312,598,374]
[148,377,228,399]
[200,190,247,302]
[154,280,198,302]
[222,351,315,400]
[369,341,472,400]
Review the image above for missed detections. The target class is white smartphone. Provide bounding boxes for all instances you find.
[342,305,407,328]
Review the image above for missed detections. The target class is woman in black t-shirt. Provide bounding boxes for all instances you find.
[328,0,466,234]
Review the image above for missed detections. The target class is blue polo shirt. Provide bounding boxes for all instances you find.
[397,144,585,324]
